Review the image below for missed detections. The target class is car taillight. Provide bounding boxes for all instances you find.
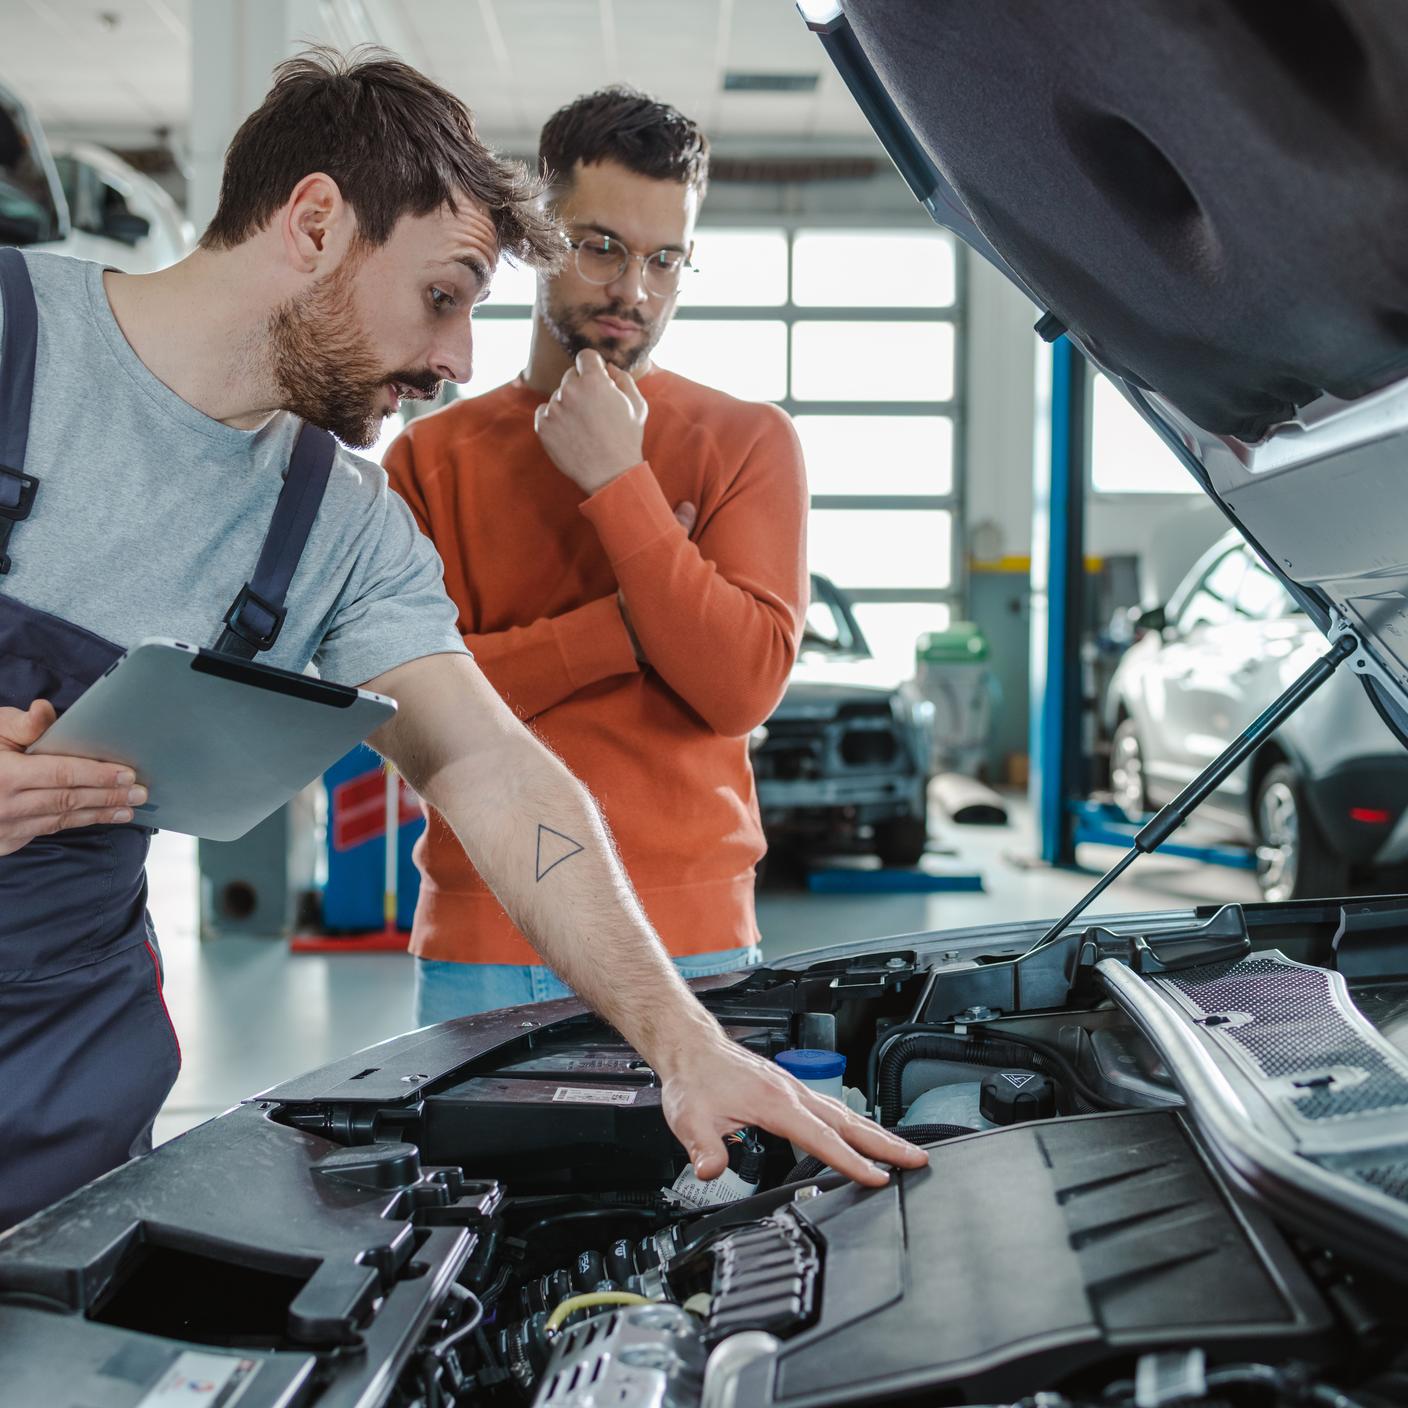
[1349,807,1392,824]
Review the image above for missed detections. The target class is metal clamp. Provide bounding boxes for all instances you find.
[0,464,39,575]
[221,583,286,652]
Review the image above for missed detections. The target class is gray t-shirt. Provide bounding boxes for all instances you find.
[0,251,467,684]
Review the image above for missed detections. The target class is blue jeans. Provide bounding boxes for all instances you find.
[414,946,762,1026]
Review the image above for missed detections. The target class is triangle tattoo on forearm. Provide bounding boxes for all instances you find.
[536,823,585,881]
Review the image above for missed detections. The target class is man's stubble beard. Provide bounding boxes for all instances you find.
[268,255,440,449]
[539,288,667,375]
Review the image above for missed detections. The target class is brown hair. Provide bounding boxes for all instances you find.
[201,46,563,270]
[539,85,709,198]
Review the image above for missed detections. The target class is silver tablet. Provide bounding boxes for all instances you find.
[28,638,398,841]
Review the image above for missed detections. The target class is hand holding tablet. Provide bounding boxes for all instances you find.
[26,639,396,841]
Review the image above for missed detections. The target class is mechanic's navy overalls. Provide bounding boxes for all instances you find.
[0,247,335,1228]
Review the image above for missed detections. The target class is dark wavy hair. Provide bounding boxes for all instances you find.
[202,46,563,270]
[539,85,709,197]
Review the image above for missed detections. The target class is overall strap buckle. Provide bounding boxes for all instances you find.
[220,583,286,653]
[0,464,40,576]
[212,424,335,661]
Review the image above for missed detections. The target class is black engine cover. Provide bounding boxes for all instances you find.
[742,1110,1330,1405]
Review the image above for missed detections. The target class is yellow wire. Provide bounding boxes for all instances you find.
[544,1291,655,1336]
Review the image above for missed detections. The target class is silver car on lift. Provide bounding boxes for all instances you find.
[1106,533,1408,901]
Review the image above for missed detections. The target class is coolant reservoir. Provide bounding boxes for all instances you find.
[900,1071,1058,1130]
[899,1081,991,1131]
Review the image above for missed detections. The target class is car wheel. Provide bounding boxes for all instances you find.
[875,814,928,868]
[1254,763,1348,902]
[1109,718,1148,823]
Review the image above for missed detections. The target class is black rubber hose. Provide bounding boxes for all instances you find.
[784,1122,974,1184]
[516,1207,661,1242]
[875,1031,1048,1126]
[1204,1365,1374,1408]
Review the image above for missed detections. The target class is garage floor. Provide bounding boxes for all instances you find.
[148,794,1259,1145]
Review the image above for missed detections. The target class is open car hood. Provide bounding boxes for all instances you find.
[803,0,1408,744]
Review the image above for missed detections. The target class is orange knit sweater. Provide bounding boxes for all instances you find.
[384,368,808,965]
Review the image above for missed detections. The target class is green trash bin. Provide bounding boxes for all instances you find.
[916,623,995,777]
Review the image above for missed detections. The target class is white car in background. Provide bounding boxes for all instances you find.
[48,141,191,272]
[2,79,190,272]
[1105,534,1408,901]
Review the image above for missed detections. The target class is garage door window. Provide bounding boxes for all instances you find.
[1090,372,1200,495]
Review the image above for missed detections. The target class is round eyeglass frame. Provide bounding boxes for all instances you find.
[567,235,697,295]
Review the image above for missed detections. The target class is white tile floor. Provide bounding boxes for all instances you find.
[147,795,1259,1145]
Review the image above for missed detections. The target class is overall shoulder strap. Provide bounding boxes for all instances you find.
[0,247,41,575]
[214,422,337,659]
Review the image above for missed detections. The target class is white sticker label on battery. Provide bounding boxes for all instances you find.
[552,1085,637,1105]
[138,1352,258,1408]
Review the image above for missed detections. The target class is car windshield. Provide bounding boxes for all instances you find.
[801,581,870,659]
[0,90,62,245]
[1174,544,1302,634]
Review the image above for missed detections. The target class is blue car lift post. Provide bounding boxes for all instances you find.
[1030,336,1276,882]
[1030,334,1087,868]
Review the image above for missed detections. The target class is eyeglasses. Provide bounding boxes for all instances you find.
[567,235,696,296]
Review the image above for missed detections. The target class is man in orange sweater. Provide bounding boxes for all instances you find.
[386,87,808,1022]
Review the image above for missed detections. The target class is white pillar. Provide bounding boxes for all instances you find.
[963,246,1039,563]
[187,0,360,234]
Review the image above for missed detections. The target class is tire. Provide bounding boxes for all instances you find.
[875,813,929,868]
[1109,717,1148,823]
[1253,763,1348,902]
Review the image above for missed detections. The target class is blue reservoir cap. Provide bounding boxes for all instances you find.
[776,1048,846,1081]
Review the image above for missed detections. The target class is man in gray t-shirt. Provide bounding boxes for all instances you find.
[0,50,919,1227]
[0,252,461,686]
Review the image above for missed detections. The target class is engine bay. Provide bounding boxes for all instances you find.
[3,899,1408,1408]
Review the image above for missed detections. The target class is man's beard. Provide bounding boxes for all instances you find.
[268,260,440,449]
[540,294,662,374]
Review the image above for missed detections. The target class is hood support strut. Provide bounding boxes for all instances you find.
[1025,631,1361,960]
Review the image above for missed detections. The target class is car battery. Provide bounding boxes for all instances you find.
[419,1027,779,1184]
[420,1063,674,1183]
[321,744,425,932]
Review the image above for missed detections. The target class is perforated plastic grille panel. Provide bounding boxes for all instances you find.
[1159,954,1408,1123]
[1354,1163,1408,1204]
